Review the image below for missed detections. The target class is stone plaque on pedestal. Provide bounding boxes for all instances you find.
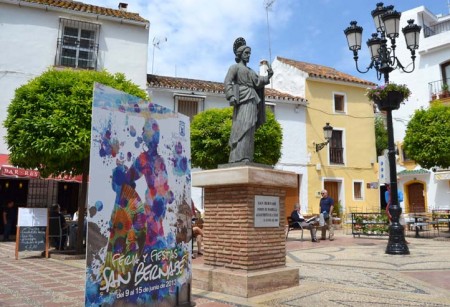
[192,166,299,297]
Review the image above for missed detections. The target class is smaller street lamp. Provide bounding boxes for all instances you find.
[315,123,333,152]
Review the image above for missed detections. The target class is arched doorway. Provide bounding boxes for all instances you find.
[407,182,425,213]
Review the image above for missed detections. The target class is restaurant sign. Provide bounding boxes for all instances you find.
[0,166,40,178]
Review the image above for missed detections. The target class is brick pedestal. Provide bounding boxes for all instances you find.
[192,166,299,297]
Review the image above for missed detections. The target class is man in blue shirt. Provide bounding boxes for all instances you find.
[319,189,334,241]
[385,184,409,243]
[384,184,404,220]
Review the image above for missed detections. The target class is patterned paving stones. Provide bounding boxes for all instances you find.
[1,230,449,306]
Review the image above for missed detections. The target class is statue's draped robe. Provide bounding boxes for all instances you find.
[224,63,270,163]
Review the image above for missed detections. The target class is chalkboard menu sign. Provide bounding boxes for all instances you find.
[18,226,46,251]
[15,208,48,259]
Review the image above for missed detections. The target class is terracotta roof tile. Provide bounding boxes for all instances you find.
[20,0,148,23]
[147,74,306,102]
[277,56,375,86]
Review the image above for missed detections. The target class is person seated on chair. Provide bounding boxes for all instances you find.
[49,204,68,250]
[290,203,318,242]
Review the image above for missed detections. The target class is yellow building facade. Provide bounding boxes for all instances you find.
[272,57,380,217]
[306,80,380,215]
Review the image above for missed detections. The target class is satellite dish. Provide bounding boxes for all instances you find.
[153,36,167,49]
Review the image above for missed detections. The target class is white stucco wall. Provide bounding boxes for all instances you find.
[0,1,149,154]
[273,103,308,212]
[99,22,148,89]
[271,59,307,97]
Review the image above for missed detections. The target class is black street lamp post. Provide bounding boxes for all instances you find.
[344,2,421,255]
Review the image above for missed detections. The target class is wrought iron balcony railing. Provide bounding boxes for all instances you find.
[428,79,450,101]
[330,147,344,165]
[423,18,450,38]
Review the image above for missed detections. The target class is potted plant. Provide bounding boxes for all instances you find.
[332,200,343,226]
[440,83,450,98]
[366,83,411,111]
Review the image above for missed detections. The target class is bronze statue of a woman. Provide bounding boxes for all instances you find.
[224,37,273,163]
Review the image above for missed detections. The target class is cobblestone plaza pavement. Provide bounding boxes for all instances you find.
[1,230,449,306]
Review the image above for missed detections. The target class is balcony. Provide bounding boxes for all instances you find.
[423,19,450,38]
[429,79,450,104]
[330,147,344,165]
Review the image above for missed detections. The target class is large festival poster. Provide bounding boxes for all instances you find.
[85,83,192,306]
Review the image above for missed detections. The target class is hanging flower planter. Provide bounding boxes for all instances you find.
[366,83,411,111]
[373,90,404,111]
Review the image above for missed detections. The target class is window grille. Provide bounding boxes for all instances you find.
[27,179,57,208]
[330,130,344,164]
[174,95,204,121]
[55,18,100,70]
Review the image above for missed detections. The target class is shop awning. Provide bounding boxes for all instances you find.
[0,154,83,182]
[435,171,450,181]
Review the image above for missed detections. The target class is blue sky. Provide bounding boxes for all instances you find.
[97,0,449,84]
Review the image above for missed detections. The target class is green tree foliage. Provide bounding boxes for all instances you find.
[375,116,388,156]
[4,68,147,252]
[191,107,282,169]
[4,69,147,177]
[403,102,450,169]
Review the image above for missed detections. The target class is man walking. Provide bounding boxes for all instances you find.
[319,190,334,241]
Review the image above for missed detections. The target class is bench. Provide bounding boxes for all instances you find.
[432,209,450,235]
[286,216,304,241]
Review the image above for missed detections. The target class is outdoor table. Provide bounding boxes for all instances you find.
[412,214,430,238]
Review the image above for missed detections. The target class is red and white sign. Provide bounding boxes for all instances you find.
[0,166,40,178]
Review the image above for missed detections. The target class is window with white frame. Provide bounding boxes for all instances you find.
[56,19,100,70]
[353,180,364,200]
[174,95,204,121]
[333,92,346,113]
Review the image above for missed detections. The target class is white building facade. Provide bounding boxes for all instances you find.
[389,6,450,210]
[0,0,149,212]
[0,0,150,154]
